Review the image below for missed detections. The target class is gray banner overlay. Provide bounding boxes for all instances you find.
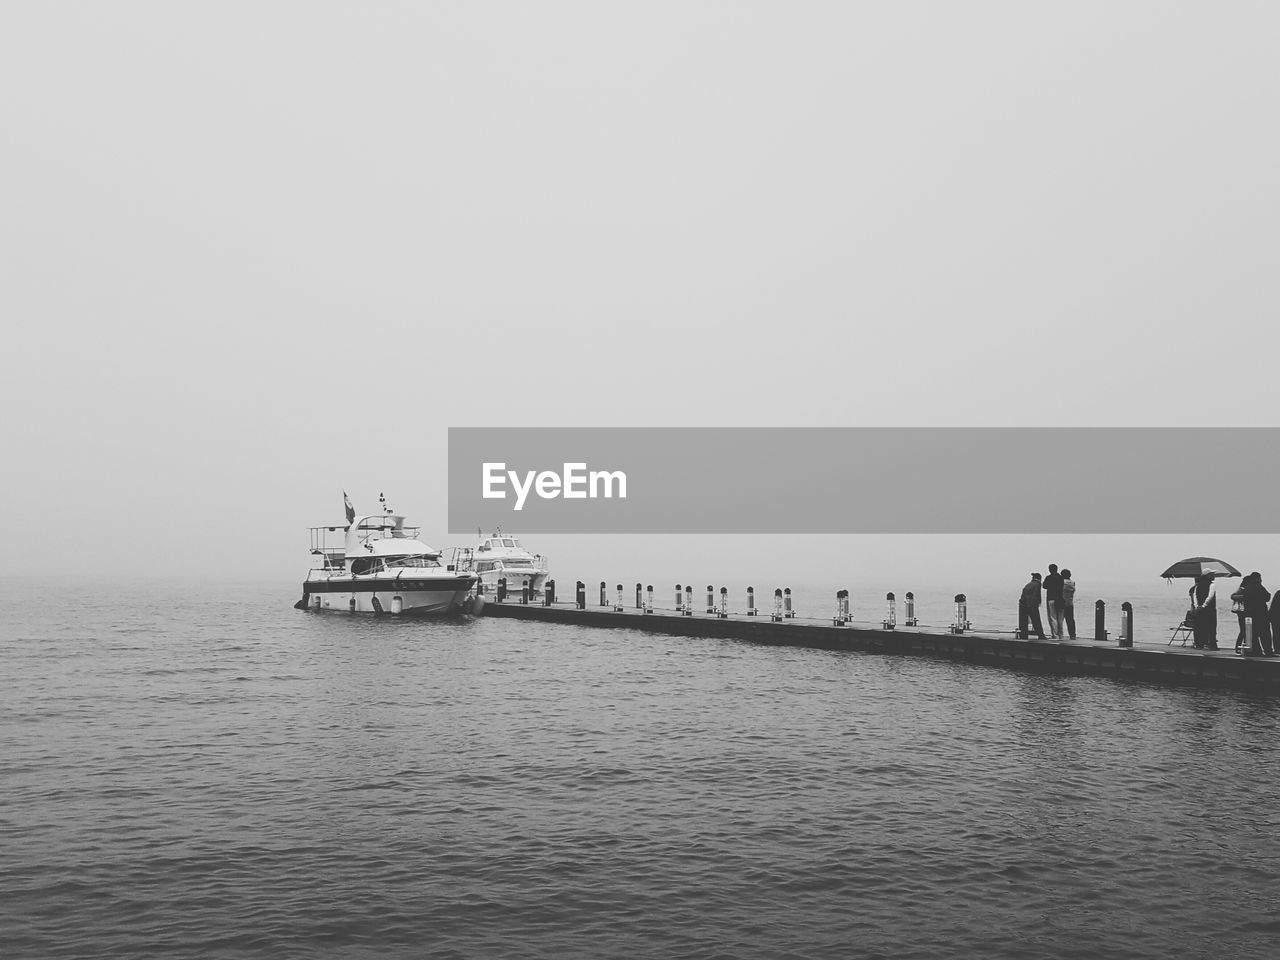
[448,428,1280,534]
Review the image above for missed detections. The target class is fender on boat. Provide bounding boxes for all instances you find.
[371,596,385,616]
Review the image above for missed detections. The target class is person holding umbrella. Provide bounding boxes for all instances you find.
[1190,573,1218,650]
[1161,557,1242,651]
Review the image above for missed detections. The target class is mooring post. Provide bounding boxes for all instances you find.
[706,585,714,614]
[635,583,642,609]
[718,587,728,619]
[645,584,654,614]
[521,585,529,605]
[576,580,585,610]
[497,577,507,603]
[614,584,624,612]
[950,594,969,634]
[683,585,693,616]
[1120,601,1133,647]
[1095,600,1107,642]
[747,586,756,616]
[883,591,897,629]
[675,584,683,612]
[905,591,918,626]
[544,579,555,606]
[1245,616,1254,653]
[784,588,794,619]
[599,581,607,607]
[771,589,783,622]
[833,590,845,626]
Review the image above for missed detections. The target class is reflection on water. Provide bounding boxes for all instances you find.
[3,579,1280,960]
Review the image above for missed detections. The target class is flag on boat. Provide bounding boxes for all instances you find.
[343,490,355,524]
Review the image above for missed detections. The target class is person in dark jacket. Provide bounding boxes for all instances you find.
[1043,564,1064,639]
[1241,572,1274,657]
[1019,573,1046,640]
[1189,574,1217,650]
[1271,589,1280,655]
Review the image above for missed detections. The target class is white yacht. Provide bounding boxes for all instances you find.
[296,494,479,615]
[450,531,550,599]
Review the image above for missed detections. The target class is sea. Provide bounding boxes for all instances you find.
[4,576,1280,960]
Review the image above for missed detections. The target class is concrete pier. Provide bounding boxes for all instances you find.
[482,599,1280,692]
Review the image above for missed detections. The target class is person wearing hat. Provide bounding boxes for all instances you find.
[1019,572,1047,640]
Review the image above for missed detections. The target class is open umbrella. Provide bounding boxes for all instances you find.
[1160,557,1242,580]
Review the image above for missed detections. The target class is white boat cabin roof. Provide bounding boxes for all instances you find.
[310,514,441,560]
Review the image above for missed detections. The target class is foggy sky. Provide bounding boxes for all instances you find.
[2,2,1277,587]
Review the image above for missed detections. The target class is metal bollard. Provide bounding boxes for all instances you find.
[576,580,586,610]
[497,577,507,603]
[747,586,756,616]
[719,587,728,619]
[675,584,683,612]
[521,585,530,605]
[1094,599,1106,642]
[600,581,607,606]
[545,579,555,606]
[645,584,654,614]
[706,585,714,614]
[614,584,624,612]
[684,585,693,616]
[904,591,918,626]
[771,589,783,622]
[1245,616,1254,653]
[833,589,849,626]
[1119,601,1133,647]
[950,593,969,634]
[883,591,897,630]
[784,588,794,619]
[636,583,643,609]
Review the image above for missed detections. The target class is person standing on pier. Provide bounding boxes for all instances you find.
[1230,581,1248,649]
[1270,588,1280,656]
[1019,572,1047,640]
[1043,564,1065,639]
[1060,568,1077,640]
[1190,574,1218,650]
[1241,572,1273,657]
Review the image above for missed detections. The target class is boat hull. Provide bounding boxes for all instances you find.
[299,574,477,615]
[477,568,549,598]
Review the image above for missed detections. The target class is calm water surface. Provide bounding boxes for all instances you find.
[4,578,1280,959]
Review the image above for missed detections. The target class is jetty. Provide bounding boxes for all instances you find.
[481,585,1280,692]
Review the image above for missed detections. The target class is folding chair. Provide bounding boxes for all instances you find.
[1169,608,1196,646]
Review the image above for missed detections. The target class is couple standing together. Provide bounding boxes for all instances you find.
[1019,564,1076,640]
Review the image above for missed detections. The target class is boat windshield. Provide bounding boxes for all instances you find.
[386,556,441,569]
